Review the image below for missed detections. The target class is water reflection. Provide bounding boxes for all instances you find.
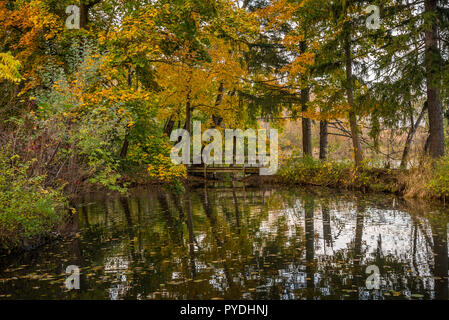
[0,184,448,300]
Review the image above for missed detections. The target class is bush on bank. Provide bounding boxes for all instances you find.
[279,155,449,201]
[279,155,351,187]
[0,150,67,252]
[405,156,449,201]
[427,156,449,199]
[279,156,404,194]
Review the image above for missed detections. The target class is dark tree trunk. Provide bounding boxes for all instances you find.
[120,135,129,159]
[80,4,89,29]
[344,33,363,167]
[79,0,100,29]
[319,120,328,160]
[424,134,431,155]
[185,89,192,134]
[301,87,312,157]
[401,104,427,168]
[120,67,133,159]
[424,0,445,158]
[446,110,449,139]
[212,82,224,128]
[164,119,175,137]
[299,41,312,157]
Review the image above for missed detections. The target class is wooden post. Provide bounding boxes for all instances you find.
[204,163,207,180]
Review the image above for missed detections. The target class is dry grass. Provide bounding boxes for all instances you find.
[402,167,433,199]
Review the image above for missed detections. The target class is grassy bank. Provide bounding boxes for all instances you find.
[0,151,68,254]
[278,156,449,202]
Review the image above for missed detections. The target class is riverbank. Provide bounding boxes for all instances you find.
[277,162,406,194]
[270,156,449,203]
[245,169,405,195]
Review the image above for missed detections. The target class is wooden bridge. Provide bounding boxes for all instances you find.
[187,164,260,178]
[187,154,272,178]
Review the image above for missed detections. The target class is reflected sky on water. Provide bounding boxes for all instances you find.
[0,184,448,300]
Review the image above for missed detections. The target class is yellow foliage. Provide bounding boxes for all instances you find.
[0,52,22,83]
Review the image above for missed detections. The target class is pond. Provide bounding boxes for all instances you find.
[0,183,448,300]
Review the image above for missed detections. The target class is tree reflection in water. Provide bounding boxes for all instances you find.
[0,184,448,300]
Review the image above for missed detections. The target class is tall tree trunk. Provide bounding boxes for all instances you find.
[212,82,224,128]
[80,4,89,29]
[119,136,129,159]
[344,33,363,167]
[79,0,100,29]
[319,120,328,160]
[301,87,312,156]
[185,67,194,135]
[401,104,427,168]
[424,0,445,158]
[185,89,192,134]
[163,117,175,137]
[300,41,312,157]
[120,66,133,159]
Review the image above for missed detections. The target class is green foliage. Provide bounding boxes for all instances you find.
[279,155,351,186]
[0,150,67,251]
[427,157,449,199]
[127,131,187,189]
[280,156,404,194]
[32,43,129,193]
[73,104,128,193]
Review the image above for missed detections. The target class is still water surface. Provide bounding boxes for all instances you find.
[1,184,448,300]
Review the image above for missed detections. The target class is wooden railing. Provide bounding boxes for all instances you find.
[187,155,270,177]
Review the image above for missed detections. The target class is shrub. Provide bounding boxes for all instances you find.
[279,155,351,186]
[427,156,449,199]
[127,133,187,188]
[0,150,67,251]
